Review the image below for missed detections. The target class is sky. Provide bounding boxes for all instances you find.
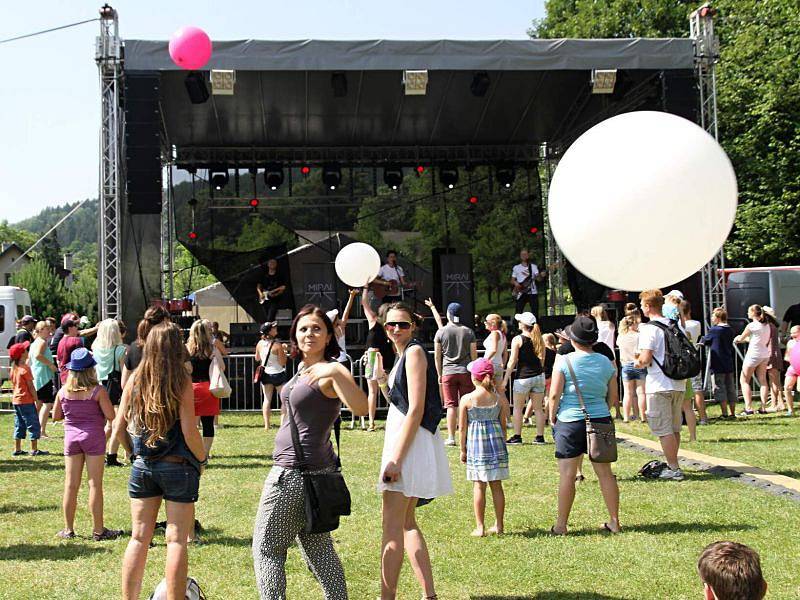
[0,0,545,222]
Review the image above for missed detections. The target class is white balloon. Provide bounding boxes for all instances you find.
[548,111,737,291]
[334,242,381,288]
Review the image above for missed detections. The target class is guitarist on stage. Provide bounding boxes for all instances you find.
[510,248,547,319]
[256,258,287,321]
[372,249,408,305]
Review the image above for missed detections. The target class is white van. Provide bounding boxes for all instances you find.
[0,286,33,382]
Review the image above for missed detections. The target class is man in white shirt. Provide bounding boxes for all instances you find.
[374,250,407,305]
[635,288,686,481]
[510,249,546,319]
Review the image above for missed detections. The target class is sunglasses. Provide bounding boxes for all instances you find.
[384,321,412,330]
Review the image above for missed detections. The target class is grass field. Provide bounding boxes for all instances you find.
[1,411,799,600]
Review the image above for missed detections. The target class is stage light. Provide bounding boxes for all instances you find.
[300,165,311,176]
[383,165,403,190]
[439,164,459,189]
[188,231,198,240]
[529,227,539,234]
[210,168,229,191]
[184,71,209,104]
[264,164,284,190]
[211,69,236,95]
[322,164,342,190]
[415,165,425,176]
[470,71,491,97]
[496,164,516,188]
[249,198,260,208]
[591,69,617,94]
[469,196,478,204]
[331,72,347,97]
[403,69,428,96]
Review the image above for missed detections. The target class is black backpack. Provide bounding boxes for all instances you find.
[647,320,701,380]
[638,460,668,479]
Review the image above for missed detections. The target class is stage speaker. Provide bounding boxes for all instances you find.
[433,251,474,324]
[124,73,162,214]
[229,322,260,348]
[538,314,576,334]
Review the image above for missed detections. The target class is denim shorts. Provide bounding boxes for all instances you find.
[513,373,546,395]
[621,362,647,382]
[128,457,200,503]
[553,416,612,459]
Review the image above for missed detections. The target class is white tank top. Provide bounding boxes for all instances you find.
[335,331,347,363]
[259,341,285,375]
[483,331,506,369]
[745,321,770,360]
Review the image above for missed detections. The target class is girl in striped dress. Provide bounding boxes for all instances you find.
[459,358,510,537]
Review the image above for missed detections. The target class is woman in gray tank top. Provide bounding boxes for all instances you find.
[252,305,367,600]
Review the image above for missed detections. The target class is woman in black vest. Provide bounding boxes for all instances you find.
[376,302,452,600]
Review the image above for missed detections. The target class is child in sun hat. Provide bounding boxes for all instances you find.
[52,347,122,541]
[9,342,48,456]
[458,357,510,537]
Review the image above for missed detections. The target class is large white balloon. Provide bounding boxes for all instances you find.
[335,242,381,287]
[548,111,737,291]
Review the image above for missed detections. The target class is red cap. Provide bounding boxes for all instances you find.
[9,341,30,361]
[467,358,495,380]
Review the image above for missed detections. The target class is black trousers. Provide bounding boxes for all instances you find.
[262,300,279,322]
[515,293,539,320]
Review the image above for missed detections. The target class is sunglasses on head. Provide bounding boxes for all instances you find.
[384,321,412,330]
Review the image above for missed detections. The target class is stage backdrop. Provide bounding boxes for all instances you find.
[435,253,475,324]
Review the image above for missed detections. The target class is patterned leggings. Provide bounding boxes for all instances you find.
[252,466,348,600]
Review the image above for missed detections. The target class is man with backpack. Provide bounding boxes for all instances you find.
[636,289,699,481]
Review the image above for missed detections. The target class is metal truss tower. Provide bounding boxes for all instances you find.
[540,143,566,315]
[691,4,727,328]
[96,4,123,319]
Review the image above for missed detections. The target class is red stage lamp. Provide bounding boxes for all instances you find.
[415,165,425,176]
[249,198,260,208]
[469,196,478,204]
[529,227,539,234]
[300,165,311,176]
[188,231,198,240]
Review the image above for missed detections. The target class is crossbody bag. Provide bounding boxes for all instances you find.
[284,376,351,533]
[563,355,618,463]
[253,341,275,384]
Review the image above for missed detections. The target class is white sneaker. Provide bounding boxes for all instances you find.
[659,467,685,481]
[444,438,456,447]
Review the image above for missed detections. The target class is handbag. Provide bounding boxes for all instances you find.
[563,355,618,463]
[209,350,232,399]
[104,345,124,403]
[253,341,275,384]
[284,375,351,533]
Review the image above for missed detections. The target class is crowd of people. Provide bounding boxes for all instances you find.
[4,278,787,599]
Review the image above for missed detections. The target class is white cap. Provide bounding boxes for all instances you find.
[326,309,339,322]
[665,289,684,300]
[763,306,776,319]
[514,312,536,327]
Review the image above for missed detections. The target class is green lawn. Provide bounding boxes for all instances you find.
[1,412,799,599]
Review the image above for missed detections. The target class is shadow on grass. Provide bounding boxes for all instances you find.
[0,543,110,561]
[216,454,272,460]
[471,594,627,600]
[207,461,271,470]
[195,527,252,547]
[774,469,800,479]
[514,521,754,538]
[0,460,63,473]
[713,437,790,443]
[0,503,59,515]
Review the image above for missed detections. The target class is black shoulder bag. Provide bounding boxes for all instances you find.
[284,379,351,533]
[105,345,124,404]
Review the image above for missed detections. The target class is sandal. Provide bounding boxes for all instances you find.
[56,529,75,539]
[601,522,621,534]
[549,525,567,536]
[93,527,123,541]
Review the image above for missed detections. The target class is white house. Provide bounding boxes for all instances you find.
[0,243,30,286]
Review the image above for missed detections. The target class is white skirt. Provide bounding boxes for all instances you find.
[377,404,453,499]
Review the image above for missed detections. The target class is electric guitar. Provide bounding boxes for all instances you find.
[511,262,560,299]
[369,279,420,300]
[258,287,284,304]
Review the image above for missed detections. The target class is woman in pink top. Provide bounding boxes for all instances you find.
[53,347,122,541]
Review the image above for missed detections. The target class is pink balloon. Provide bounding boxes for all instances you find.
[790,341,800,374]
[169,26,212,70]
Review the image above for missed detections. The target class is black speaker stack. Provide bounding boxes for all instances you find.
[124,73,162,215]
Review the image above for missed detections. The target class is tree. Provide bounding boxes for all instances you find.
[66,261,99,322]
[10,258,68,318]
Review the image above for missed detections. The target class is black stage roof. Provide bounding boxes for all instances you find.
[123,38,697,166]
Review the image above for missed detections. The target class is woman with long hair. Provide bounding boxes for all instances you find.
[376,302,453,600]
[503,312,546,445]
[255,321,287,429]
[92,318,128,466]
[762,307,784,412]
[252,305,367,599]
[121,305,171,389]
[112,322,207,600]
[617,314,646,423]
[482,314,508,397]
[53,347,121,540]
[186,320,222,455]
[360,291,395,432]
[734,304,771,415]
[30,320,57,437]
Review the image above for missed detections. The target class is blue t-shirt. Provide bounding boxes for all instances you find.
[556,351,614,422]
[701,325,735,374]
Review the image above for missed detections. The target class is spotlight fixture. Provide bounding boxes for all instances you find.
[591,69,617,94]
[331,72,347,97]
[264,163,285,191]
[403,69,428,96]
[322,164,342,190]
[529,226,539,234]
[469,196,478,204]
[210,69,236,95]
[383,165,404,190]
[210,167,229,191]
[470,71,491,97]
[415,165,425,177]
[188,231,198,240]
[496,164,516,189]
[184,71,209,104]
[300,165,311,177]
[249,198,260,208]
[439,164,459,189]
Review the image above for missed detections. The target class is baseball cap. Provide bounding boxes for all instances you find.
[467,358,494,380]
[61,314,79,329]
[8,341,30,361]
[665,289,684,300]
[259,321,277,335]
[514,312,536,327]
[326,309,339,322]
[20,315,36,325]
[446,302,462,323]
